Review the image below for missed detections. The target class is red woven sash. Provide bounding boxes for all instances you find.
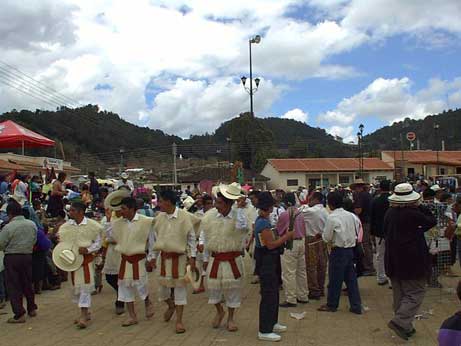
[160,252,181,279]
[71,254,94,285]
[210,252,242,280]
[118,254,146,280]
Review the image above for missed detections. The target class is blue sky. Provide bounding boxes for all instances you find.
[1,0,461,141]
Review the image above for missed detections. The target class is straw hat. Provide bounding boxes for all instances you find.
[218,182,244,200]
[388,183,421,204]
[52,242,83,272]
[185,264,201,290]
[182,196,196,211]
[104,189,131,211]
[350,179,367,189]
[430,184,444,192]
[10,194,26,206]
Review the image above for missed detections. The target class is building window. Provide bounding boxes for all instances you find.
[440,168,446,175]
[407,168,415,176]
[339,175,350,184]
[287,179,299,187]
[457,167,461,174]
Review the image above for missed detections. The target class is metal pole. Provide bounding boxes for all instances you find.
[249,40,253,116]
[119,149,124,175]
[173,143,178,185]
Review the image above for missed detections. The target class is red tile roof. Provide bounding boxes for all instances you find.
[268,158,393,172]
[382,151,461,166]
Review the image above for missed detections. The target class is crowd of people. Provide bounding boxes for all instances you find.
[1,171,461,344]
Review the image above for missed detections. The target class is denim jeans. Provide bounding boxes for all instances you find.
[327,247,362,312]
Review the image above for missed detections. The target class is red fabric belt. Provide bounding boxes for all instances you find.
[71,254,94,286]
[160,252,182,279]
[210,251,242,280]
[119,254,146,280]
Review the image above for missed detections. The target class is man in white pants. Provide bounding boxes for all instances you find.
[57,202,103,329]
[110,196,155,327]
[201,184,249,332]
[150,190,197,334]
[370,180,391,286]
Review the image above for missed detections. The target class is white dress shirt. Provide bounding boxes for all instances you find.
[299,203,329,237]
[322,208,360,248]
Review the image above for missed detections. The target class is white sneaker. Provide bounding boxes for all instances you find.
[258,332,282,342]
[273,323,287,333]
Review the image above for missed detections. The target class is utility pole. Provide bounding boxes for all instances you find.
[119,148,124,175]
[172,143,178,185]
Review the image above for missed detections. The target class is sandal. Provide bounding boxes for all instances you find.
[76,320,88,329]
[175,324,186,334]
[227,323,238,332]
[212,312,225,329]
[122,319,138,327]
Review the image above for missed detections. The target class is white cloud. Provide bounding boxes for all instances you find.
[144,77,283,138]
[320,76,461,136]
[281,108,309,123]
[328,125,355,143]
[0,0,461,137]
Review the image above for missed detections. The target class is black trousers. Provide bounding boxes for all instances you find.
[4,254,37,319]
[105,274,124,308]
[258,251,282,333]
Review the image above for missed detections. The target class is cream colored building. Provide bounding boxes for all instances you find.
[381,150,461,179]
[261,158,393,190]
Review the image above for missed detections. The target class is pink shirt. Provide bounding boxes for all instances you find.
[276,207,306,239]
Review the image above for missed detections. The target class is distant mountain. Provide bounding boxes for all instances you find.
[2,105,459,174]
[364,108,461,153]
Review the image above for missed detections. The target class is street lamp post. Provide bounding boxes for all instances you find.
[357,124,364,179]
[241,35,261,116]
[434,123,440,176]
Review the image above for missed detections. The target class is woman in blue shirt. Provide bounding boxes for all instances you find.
[254,192,294,342]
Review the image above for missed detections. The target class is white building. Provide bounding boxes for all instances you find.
[261,158,393,190]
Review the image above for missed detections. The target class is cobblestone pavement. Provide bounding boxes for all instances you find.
[1,259,459,346]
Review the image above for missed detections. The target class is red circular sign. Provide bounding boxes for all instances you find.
[406,132,416,141]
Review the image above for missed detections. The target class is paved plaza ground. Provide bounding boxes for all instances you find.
[2,259,459,346]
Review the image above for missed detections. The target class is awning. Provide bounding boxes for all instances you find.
[0,120,55,149]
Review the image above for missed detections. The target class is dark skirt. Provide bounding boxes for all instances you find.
[32,251,47,283]
[46,195,63,217]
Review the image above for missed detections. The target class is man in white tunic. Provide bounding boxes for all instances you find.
[201,184,249,332]
[57,202,103,329]
[110,197,155,327]
[149,190,197,334]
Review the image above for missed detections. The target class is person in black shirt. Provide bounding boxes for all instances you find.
[352,180,375,276]
[370,180,391,286]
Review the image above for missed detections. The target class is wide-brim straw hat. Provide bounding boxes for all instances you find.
[185,264,201,290]
[388,183,421,204]
[182,196,196,211]
[350,179,367,189]
[430,184,444,192]
[219,182,244,200]
[52,242,83,272]
[104,189,131,211]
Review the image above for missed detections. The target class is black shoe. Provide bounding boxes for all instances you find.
[308,295,321,300]
[297,299,309,304]
[407,328,416,337]
[349,307,362,315]
[279,302,297,308]
[378,280,389,286]
[387,321,409,341]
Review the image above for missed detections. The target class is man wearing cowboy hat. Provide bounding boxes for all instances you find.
[351,179,375,276]
[200,183,249,332]
[116,173,134,191]
[149,189,197,334]
[55,201,103,329]
[109,196,155,327]
[101,188,131,315]
[384,183,436,340]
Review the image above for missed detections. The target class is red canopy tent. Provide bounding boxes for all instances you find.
[0,120,55,154]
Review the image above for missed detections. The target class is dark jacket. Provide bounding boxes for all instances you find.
[384,205,436,280]
[370,192,390,238]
